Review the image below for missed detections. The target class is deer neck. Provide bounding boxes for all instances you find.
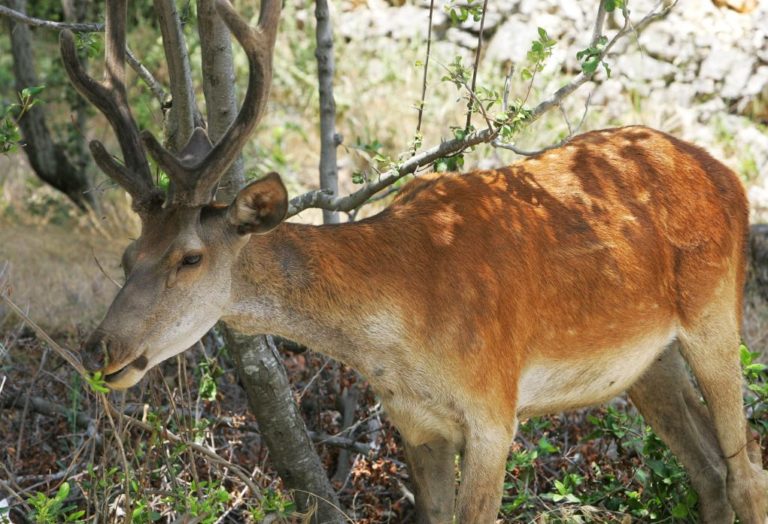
[223,220,403,368]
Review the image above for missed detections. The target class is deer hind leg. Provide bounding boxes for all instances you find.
[678,304,768,524]
[454,422,515,524]
[404,437,459,524]
[629,341,733,523]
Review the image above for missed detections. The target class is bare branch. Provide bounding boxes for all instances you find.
[0,4,103,31]
[0,5,166,108]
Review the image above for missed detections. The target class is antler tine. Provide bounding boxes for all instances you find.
[59,1,161,214]
[142,0,282,206]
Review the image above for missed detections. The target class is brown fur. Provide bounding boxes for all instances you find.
[85,127,766,523]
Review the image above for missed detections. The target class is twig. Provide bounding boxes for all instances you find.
[2,394,95,431]
[292,489,356,524]
[464,0,490,132]
[92,249,122,289]
[15,348,49,465]
[454,70,495,132]
[0,5,103,32]
[494,91,593,156]
[0,293,84,374]
[527,0,673,124]
[99,394,133,519]
[126,48,167,107]
[0,289,263,499]
[0,462,33,514]
[415,0,435,142]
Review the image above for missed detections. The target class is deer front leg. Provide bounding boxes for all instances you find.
[629,342,733,523]
[455,424,514,523]
[404,437,459,524]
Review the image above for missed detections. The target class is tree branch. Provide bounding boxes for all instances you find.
[126,47,167,106]
[0,5,167,109]
[287,0,675,217]
[288,127,493,216]
[0,4,103,31]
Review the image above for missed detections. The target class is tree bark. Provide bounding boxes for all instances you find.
[314,0,340,224]
[226,332,343,523]
[4,0,96,210]
[748,223,768,301]
[153,0,196,152]
[196,2,342,521]
[197,0,244,202]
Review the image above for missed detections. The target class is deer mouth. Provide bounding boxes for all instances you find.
[104,354,149,384]
[104,364,130,383]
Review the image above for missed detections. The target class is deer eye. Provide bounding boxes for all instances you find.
[181,254,202,266]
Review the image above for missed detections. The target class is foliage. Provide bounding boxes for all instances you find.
[521,28,557,81]
[0,85,45,154]
[577,36,611,77]
[27,482,84,524]
[741,343,768,435]
[85,371,110,394]
[249,489,296,522]
[444,0,485,25]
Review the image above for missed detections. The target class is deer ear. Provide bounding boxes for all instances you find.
[228,173,288,235]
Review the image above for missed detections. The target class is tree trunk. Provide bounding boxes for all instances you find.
[197,0,244,201]
[4,0,95,210]
[749,223,768,300]
[196,2,342,521]
[153,0,197,152]
[225,331,343,523]
[314,0,340,224]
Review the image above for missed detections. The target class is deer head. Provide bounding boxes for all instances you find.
[64,0,284,388]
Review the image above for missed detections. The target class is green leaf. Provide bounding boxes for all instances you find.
[86,371,110,394]
[671,502,689,518]
[21,85,46,98]
[55,482,71,502]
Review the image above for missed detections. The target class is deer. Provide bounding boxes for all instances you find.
[61,0,768,522]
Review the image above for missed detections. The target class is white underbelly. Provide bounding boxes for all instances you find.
[516,327,678,419]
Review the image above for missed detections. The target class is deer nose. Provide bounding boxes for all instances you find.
[81,336,109,372]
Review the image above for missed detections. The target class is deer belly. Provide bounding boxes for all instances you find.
[381,393,465,447]
[516,327,677,419]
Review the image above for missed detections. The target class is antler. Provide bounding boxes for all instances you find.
[59,0,162,215]
[142,0,282,206]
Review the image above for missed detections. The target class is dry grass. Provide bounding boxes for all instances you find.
[0,216,126,334]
